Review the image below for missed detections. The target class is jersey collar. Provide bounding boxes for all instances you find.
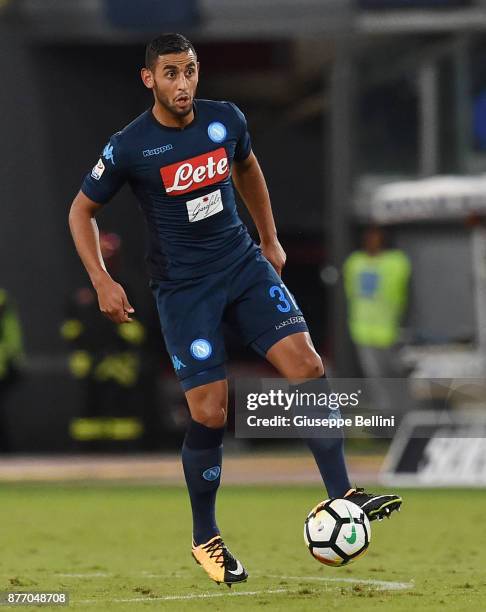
[148,101,198,132]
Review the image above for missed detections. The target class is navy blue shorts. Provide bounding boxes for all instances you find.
[150,245,309,391]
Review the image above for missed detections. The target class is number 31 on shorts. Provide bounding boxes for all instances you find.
[269,283,299,313]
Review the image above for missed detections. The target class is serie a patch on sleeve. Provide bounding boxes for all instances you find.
[91,158,105,180]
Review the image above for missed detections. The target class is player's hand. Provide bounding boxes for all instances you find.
[95,276,134,323]
[260,238,286,277]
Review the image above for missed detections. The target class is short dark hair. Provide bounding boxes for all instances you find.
[145,33,197,70]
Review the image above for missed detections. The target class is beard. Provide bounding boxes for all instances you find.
[153,85,193,118]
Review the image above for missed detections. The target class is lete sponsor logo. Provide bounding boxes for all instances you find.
[160,147,229,196]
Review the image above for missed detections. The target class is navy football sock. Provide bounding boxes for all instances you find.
[182,419,225,546]
[294,376,351,498]
[305,429,351,498]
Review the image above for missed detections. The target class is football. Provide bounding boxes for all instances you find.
[304,498,371,566]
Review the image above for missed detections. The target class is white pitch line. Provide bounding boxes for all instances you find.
[57,572,185,579]
[74,575,413,605]
[264,574,414,591]
[57,571,414,593]
[139,573,185,579]
[58,573,112,578]
[76,588,289,604]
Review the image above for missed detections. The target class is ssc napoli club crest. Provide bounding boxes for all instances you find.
[202,466,221,481]
[207,121,227,143]
[190,338,212,360]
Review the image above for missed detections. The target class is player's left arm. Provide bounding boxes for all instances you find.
[232,152,286,276]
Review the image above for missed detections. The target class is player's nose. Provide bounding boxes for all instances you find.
[176,73,189,90]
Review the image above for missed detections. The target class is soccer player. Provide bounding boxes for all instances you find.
[68,33,402,587]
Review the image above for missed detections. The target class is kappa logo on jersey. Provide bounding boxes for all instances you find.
[160,147,229,196]
[171,355,186,371]
[103,143,115,165]
[143,143,173,157]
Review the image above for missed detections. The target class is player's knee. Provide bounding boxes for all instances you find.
[186,380,228,429]
[197,410,226,429]
[192,400,227,429]
[292,353,324,380]
[302,356,324,379]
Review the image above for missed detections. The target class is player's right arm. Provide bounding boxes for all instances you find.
[68,192,134,324]
[69,134,134,324]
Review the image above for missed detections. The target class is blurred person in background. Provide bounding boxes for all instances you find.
[60,231,151,451]
[68,33,403,588]
[0,288,23,452]
[343,226,411,413]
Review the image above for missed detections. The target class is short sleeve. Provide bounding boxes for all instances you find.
[80,133,128,204]
[229,103,252,162]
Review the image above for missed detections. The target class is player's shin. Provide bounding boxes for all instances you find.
[292,376,351,498]
[181,419,225,546]
[305,422,351,498]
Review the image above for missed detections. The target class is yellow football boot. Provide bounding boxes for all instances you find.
[192,535,248,587]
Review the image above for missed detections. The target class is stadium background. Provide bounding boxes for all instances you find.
[1,1,486,609]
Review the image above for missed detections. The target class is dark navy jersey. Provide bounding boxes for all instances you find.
[81,99,254,281]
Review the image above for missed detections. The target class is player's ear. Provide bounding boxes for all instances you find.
[141,67,154,89]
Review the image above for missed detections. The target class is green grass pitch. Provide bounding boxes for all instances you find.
[0,484,485,610]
